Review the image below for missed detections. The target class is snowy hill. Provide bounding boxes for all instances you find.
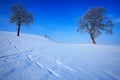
[0,31,120,80]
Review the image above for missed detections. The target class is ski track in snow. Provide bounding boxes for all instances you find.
[46,68,60,77]
[0,31,120,80]
[56,60,75,72]
[0,54,18,59]
[35,61,43,68]
[27,54,43,68]
[0,49,33,63]
[27,55,33,61]
[27,54,60,78]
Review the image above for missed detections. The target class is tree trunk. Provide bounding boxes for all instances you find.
[17,23,20,36]
[90,34,96,44]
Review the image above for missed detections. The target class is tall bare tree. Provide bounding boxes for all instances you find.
[77,6,114,44]
[9,4,33,36]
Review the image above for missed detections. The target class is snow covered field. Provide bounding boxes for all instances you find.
[0,31,120,80]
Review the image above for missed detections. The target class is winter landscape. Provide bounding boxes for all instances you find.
[0,31,120,80]
[0,0,120,80]
[0,32,120,80]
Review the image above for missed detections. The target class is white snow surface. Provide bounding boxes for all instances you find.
[0,31,120,80]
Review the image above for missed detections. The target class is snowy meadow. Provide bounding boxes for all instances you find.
[0,31,120,80]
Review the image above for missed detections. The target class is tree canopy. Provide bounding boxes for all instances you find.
[9,4,33,36]
[77,6,114,44]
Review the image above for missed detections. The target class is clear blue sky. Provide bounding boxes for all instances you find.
[0,0,120,45]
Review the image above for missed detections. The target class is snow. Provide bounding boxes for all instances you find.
[0,31,120,80]
[56,60,75,72]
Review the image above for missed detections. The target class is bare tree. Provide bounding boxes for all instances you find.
[77,6,114,44]
[9,4,33,36]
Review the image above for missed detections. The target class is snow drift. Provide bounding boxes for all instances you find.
[0,31,120,80]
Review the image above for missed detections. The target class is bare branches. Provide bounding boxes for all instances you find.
[9,4,33,36]
[77,6,114,44]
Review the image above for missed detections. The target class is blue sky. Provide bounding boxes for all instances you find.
[0,0,120,45]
